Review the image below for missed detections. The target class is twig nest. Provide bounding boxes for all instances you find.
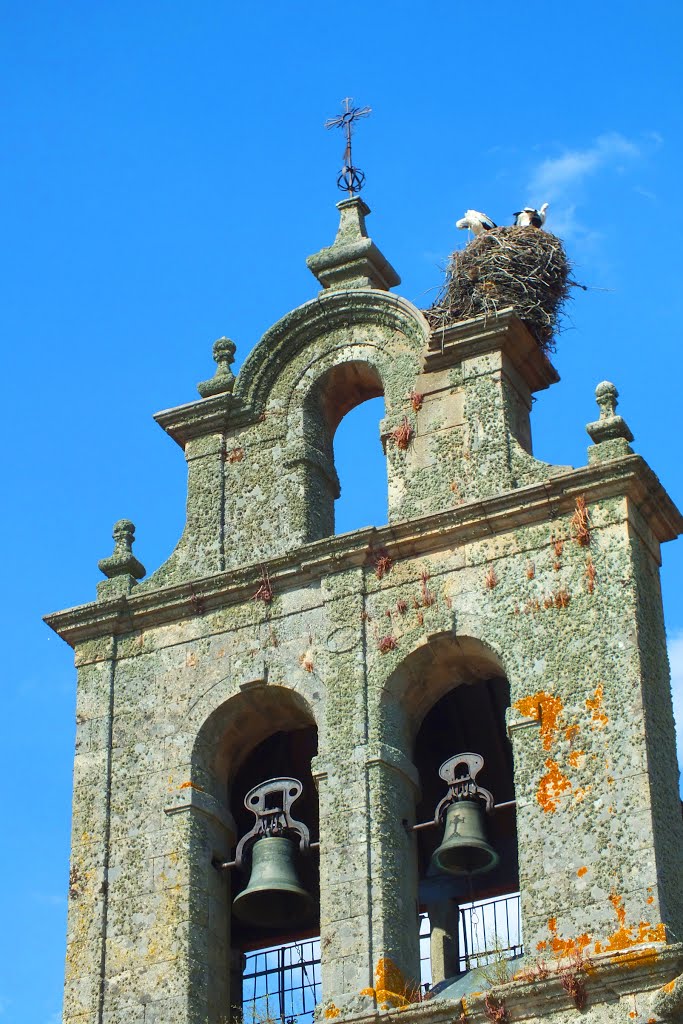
[427,226,572,352]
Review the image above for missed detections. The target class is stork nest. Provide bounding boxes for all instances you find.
[426,226,572,352]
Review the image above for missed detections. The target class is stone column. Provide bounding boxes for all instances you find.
[427,899,461,984]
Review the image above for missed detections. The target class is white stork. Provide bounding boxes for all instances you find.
[513,203,549,228]
[456,209,497,236]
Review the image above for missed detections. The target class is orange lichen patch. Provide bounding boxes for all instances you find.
[647,895,654,905]
[179,781,203,791]
[568,749,585,769]
[324,1005,341,1018]
[609,947,661,971]
[537,758,572,812]
[577,867,588,878]
[514,692,564,751]
[629,1012,637,1019]
[573,785,591,803]
[586,684,608,729]
[593,894,666,953]
[663,980,676,993]
[361,958,419,1010]
[538,918,592,958]
[610,893,627,926]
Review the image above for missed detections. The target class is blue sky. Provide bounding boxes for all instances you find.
[1,2,682,1021]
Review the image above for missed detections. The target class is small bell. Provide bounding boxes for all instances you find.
[233,835,314,928]
[430,753,499,877]
[431,798,499,876]
[231,777,314,930]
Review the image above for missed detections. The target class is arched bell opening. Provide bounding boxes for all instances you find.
[191,687,321,1024]
[228,723,321,1024]
[383,635,520,996]
[414,678,520,993]
[230,726,321,948]
[299,360,387,541]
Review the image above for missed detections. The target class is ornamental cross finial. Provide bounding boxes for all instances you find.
[324,97,371,196]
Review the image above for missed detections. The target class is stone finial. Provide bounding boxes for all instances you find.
[586,380,634,461]
[98,519,146,580]
[197,337,236,398]
[306,196,400,292]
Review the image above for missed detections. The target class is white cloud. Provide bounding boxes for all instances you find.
[528,132,640,202]
[669,631,683,777]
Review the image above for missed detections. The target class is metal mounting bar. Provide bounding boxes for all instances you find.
[213,840,320,872]
[402,799,516,834]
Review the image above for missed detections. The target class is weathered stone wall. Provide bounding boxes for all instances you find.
[48,200,683,1024]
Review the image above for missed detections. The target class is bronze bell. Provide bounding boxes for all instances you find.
[233,835,314,929]
[431,797,499,876]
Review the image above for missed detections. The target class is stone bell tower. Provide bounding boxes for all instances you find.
[47,194,683,1024]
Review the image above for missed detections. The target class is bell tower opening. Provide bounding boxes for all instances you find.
[229,725,321,1024]
[334,395,387,533]
[413,677,520,992]
[301,360,387,540]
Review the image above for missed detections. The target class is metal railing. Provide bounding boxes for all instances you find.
[242,937,321,1024]
[242,893,522,1020]
[420,891,523,987]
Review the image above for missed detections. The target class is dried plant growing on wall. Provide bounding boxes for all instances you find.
[525,561,535,580]
[377,635,398,654]
[571,495,591,547]
[485,567,499,590]
[409,390,424,412]
[585,557,597,594]
[560,955,590,1011]
[391,417,415,451]
[420,570,436,607]
[252,566,274,604]
[226,447,245,463]
[483,994,509,1024]
[372,548,394,579]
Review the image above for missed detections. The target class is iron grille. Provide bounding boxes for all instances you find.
[459,891,523,970]
[242,894,521,1019]
[421,891,523,984]
[242,938,321,1024]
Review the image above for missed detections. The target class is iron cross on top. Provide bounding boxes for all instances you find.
[324,97,371,196]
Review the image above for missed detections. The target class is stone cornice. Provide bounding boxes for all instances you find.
[44,455,682,647]
[153,392,254,449]
[425,308,559,393]
[330,943,683,1024]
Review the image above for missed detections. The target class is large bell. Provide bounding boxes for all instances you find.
[431,798,499,876]
[233,836,314,929]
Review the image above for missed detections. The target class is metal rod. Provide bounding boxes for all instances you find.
[403,799,517,833]
[213,840,320,872]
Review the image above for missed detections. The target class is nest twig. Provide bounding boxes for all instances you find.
[425,226,572,352]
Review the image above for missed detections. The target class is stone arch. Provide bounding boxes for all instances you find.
[230,290,430,548]
[380,632,508,753]
[188,684,321,1022]
[192,682,319,794]
[234,289,430,418]
[379,632,519,987]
